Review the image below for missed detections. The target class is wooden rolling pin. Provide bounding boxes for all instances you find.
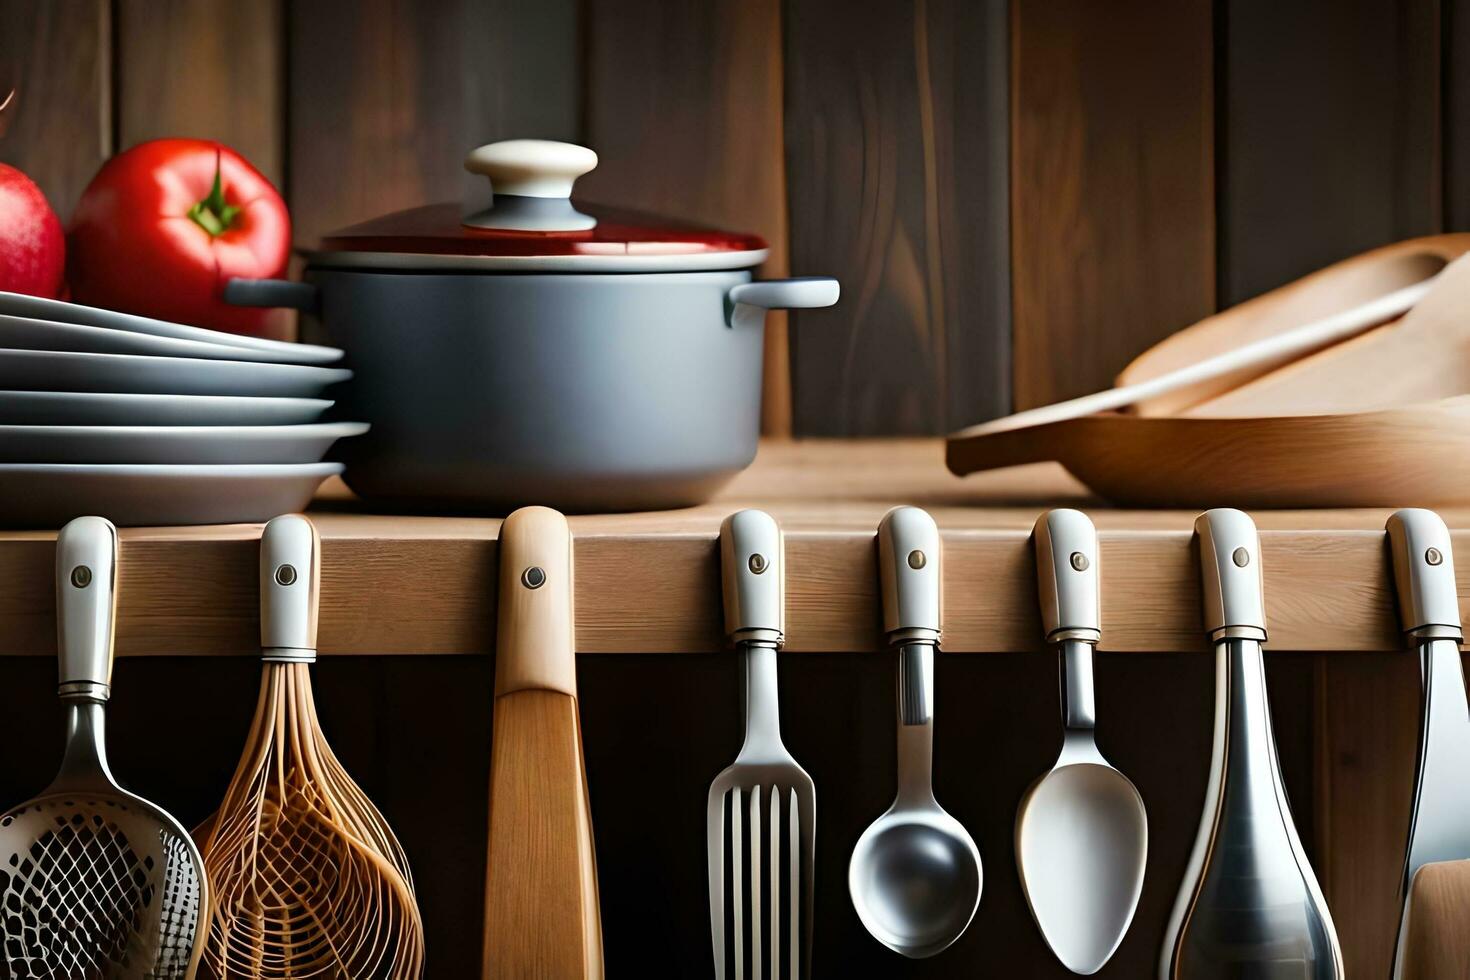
[483,506,603,979]
[1401,859,1470,979]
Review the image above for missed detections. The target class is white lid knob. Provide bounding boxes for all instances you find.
[464,140,598,199]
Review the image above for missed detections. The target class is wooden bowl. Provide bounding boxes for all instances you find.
[947,397,1470,508]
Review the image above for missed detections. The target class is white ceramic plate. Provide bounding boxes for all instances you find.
[0,390,333,426]
[0,348,350,397]
[0,462,345,528]
[0,313,344,365]
[0,291,343,365]
[0,422,367,464]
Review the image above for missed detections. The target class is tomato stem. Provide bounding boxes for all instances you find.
[187,152,242,237]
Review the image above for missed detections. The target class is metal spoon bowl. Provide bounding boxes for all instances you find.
[849,640,982,958]
[1019,510,1148,974]
[1015,761,1147,973]
[850,805,982,957]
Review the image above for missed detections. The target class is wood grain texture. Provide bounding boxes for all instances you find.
[1315,651,1421,978]
[115,0,283,185]
[1219,0,1442,305]
[1010,0,1215,409]
[483,689,602,979]
[949,397,1470,510]
[1183,250,1470,418]
[783,0,1010,435]
[287,0,579,249]
[1117,235,1468,417]
[0,441,1465,657]
[1402,858,1470,979]
[582,0,793,435]
[0,0,110,219]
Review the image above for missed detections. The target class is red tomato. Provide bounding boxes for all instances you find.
[0,163,65,298]
[68,139,291,336]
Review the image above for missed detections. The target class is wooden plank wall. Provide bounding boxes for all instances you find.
[1010,0,1215,409]
[581,0,794,433]
[2,0,1469,975]
[4,1,1466,433]
[784,0,1011,434]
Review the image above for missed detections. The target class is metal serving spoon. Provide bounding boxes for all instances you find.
[849,507,982,958]
[1016,509,1147,974]
[1385,509,1470,978]
[1159,509,1342,979]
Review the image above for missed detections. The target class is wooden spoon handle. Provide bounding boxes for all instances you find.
[1120,233,1470,399]
[946,416,1082,476]
[494,505,576,697]
[485,506,603,979]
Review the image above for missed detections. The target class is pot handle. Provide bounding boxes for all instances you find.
[223,277,321,314]
[727,276,839,329]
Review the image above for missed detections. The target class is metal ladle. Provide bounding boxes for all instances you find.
[849,507,982,958]
[1015,509,1147,974]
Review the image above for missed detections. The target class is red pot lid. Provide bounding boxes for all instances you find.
[311,140,769,273]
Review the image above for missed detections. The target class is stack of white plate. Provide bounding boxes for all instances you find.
[0,291,365,527]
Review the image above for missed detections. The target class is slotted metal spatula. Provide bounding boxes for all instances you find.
[0,516,207,979]
[707,509,815,979]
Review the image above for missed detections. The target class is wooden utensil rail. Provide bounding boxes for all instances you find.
[0,440,1459,657]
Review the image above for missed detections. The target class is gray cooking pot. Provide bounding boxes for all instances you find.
[225,140,838,513]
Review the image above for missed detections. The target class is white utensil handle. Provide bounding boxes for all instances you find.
[1387,509,1463,640]
[720,509,784,645]
[260,514,320,661]
[55,516,118,699]
[1195,508,1267,643]
[878,506,940,643]
[1033,508,1100,643]
[952,279,1432,439]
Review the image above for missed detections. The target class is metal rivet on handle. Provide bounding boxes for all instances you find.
[908,550,926,570]
[274,564,297,587]
[1427,547,1444,566]
[521,566,547,589]
[1232,547,1250,568]
[748,553,767,575]
[1070,552,1089,572]
[70,565,92,589]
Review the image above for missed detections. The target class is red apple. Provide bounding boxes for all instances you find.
[0,162,64,298]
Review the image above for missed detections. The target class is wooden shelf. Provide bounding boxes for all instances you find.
[0,439,1460,657]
